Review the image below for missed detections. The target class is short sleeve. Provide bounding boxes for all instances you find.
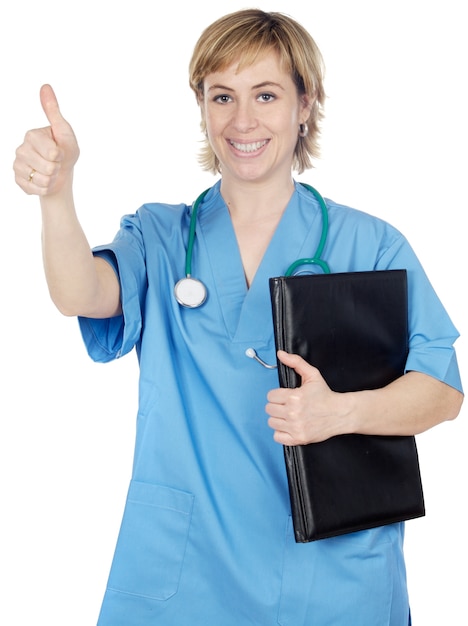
[78,213,148,363]
[376,234,463,393]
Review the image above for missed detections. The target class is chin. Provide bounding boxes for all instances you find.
[228,161,275,184]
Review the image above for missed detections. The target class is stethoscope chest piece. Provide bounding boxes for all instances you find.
[174,276,207,308]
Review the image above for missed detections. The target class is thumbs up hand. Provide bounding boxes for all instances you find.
[14,84,80,196]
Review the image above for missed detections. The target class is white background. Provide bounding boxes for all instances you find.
[1,1,466,624]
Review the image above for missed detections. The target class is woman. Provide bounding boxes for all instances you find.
[13,9,463,625]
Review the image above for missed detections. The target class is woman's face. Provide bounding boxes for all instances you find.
[200,51,312,186]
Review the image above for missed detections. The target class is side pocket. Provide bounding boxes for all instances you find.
[279,518,399,625]
[107,480,194,601]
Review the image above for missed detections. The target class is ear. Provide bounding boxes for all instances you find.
[197,91,206,120]
[299,94,315,123]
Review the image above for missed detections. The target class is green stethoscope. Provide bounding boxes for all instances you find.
[174,182,331,308]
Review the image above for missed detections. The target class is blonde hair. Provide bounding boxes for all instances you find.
[189,9,326,174]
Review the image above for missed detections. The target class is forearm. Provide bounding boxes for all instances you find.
[14,85,120,319]
[41,188,120,318]
[347,371,463,437]
[267,353,464,446]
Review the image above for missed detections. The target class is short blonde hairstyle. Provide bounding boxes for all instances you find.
[189,9,326,174]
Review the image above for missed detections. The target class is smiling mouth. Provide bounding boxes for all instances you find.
[229,140,269,153]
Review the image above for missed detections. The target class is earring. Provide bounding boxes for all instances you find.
[299,123,309,138]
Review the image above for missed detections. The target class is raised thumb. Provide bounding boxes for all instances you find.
[40,84,68,138]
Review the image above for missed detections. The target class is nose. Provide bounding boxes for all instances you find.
[232,100,257,133]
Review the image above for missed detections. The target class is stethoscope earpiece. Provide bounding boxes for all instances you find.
[245,348,278,369]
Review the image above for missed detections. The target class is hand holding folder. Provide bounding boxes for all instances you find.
[269,270,425,543]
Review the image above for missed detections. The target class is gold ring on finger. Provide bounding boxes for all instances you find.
[28,169,36,182]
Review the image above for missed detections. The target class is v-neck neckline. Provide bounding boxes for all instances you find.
[195,182,323,342]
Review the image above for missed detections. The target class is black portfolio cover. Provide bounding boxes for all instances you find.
[269,270,425,542]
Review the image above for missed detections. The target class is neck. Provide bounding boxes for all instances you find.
[220,176,295,223]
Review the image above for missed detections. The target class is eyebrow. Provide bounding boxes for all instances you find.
[207,81,285,92]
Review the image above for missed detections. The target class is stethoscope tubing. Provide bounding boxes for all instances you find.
[185,187,211,278]
[284,183,330,276]
[176,182,330,307]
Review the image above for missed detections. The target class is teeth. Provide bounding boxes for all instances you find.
[230,140,267,153]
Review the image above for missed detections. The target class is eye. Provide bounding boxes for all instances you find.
[213,94,232,104]
[257,93,275,103]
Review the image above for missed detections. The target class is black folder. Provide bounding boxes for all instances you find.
[269,270,425,542]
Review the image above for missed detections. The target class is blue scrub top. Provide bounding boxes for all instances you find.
[79,181,462,626]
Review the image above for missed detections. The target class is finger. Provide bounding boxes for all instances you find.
[14,132,62,177]
[23,126,62,164]
[14,165,55,195]
[266,386,291,404]
[39,84,74,145]
[267,416,301,446]
[265,400,286,421]
[272,430,297,446]
[25,166,59,190]
[14,144,60,195]
[40,84,63,127]
[276,350,319,383]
